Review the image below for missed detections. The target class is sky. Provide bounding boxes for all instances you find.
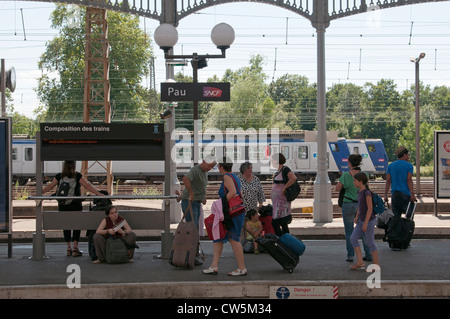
[0,0,450,119]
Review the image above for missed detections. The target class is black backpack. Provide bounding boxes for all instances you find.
[56,174,82,207]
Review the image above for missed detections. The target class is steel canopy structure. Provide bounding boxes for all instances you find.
[6,0,447,222]
[12,0,446,22]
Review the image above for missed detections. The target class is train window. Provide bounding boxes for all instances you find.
[353,147,360,155]
[202,146,215,158]
[12,148,18,161]
[281,146,290,159]
[24,148,33,161]
[248,146,258,161]
[176,147,192,163]
[330,143,339,152]
[224,147,241,161]
[298,146,308,159]
[367,144,376,152]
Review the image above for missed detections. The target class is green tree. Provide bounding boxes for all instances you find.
[361,79,405,160]
[326,83,365,138]
[268,74,317,130]
[36,5,154,122]
[204,54,275,130]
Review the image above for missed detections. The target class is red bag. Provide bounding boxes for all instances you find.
[226,173,246,218]
[228,195,245,217]
[204,214,227,240]
[259,215,275,234]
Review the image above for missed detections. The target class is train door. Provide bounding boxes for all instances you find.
[20,142,34,179]
[365,139,388,174]
[347,139,376,174]
[11,142,22,178]
[329,139,350,172]
[294,143,311,170]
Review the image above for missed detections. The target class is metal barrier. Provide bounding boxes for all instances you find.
[28,194,177,260]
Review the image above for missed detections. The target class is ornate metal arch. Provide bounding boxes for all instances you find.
[10,0,449,23]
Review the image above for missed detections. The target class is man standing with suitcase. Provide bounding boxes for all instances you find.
[179,155,217,265]
[384,146,417,217]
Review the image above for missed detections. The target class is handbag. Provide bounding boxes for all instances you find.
[226,174,245,217]
[285,181,301,202]
[204,213,227,240]
[376,205,394,229]
[280,166,301,202]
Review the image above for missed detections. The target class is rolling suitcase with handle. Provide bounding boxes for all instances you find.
[383,201,416,251]
[169,202,199,269]
[256,233,299,273]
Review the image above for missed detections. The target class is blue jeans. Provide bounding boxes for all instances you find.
[181,199,201,229]
[342,202,372,260]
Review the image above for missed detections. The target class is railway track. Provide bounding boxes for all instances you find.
[14,179,435,200]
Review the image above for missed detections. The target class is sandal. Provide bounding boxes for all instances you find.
[350,263,366,271]
[228,268,247,276]
[66,248,72,256]
[92,259,103,264]
[202,267,218,275]
[72,248,83,257]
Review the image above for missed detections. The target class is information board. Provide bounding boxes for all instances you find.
[0,118,11,234]
[435,131,450,198]
[40,123,165,161]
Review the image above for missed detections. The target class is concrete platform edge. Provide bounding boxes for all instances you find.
[1,280,449,299]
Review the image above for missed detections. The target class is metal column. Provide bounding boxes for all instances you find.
[312,0,333,222]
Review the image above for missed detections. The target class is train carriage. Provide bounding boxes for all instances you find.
[11,131,388,184]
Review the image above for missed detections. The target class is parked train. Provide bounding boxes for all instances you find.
[11,131,388,185]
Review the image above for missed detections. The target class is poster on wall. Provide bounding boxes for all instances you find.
[0,118,11,234]
[435,131,450,198]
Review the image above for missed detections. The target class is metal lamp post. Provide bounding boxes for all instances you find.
[154,22,235,164]
[410,52,425,196]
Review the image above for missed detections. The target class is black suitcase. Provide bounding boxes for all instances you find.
[383,202,415,251]
[256,233,299,273]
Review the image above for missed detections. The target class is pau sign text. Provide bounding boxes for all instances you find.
[161,82,230,102]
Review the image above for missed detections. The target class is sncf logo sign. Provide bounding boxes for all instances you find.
[203,87,223,98]
[161,82,230,101]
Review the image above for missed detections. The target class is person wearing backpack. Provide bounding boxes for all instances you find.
[42,160,105,257]
[349,172,379,271]
[335,154,372,263]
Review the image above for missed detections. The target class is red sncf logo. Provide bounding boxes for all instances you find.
[444,141,450,153]
[203,87,222,97]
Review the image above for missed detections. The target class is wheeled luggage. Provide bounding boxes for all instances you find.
[279,233,305,256]
[383,202,416,251]
[169,202,199,269]
[256,233,299,273]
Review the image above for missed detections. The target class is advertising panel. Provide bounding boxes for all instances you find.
[435,131,450,198]
[0,118,11,233]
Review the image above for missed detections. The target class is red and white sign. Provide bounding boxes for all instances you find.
[444,141,450,153]
[270,286,338,299]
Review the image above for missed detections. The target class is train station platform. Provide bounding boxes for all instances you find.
[1,197,450,300]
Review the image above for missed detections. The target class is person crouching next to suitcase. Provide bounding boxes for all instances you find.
[349,173,379,271]
[93,206,137,263]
